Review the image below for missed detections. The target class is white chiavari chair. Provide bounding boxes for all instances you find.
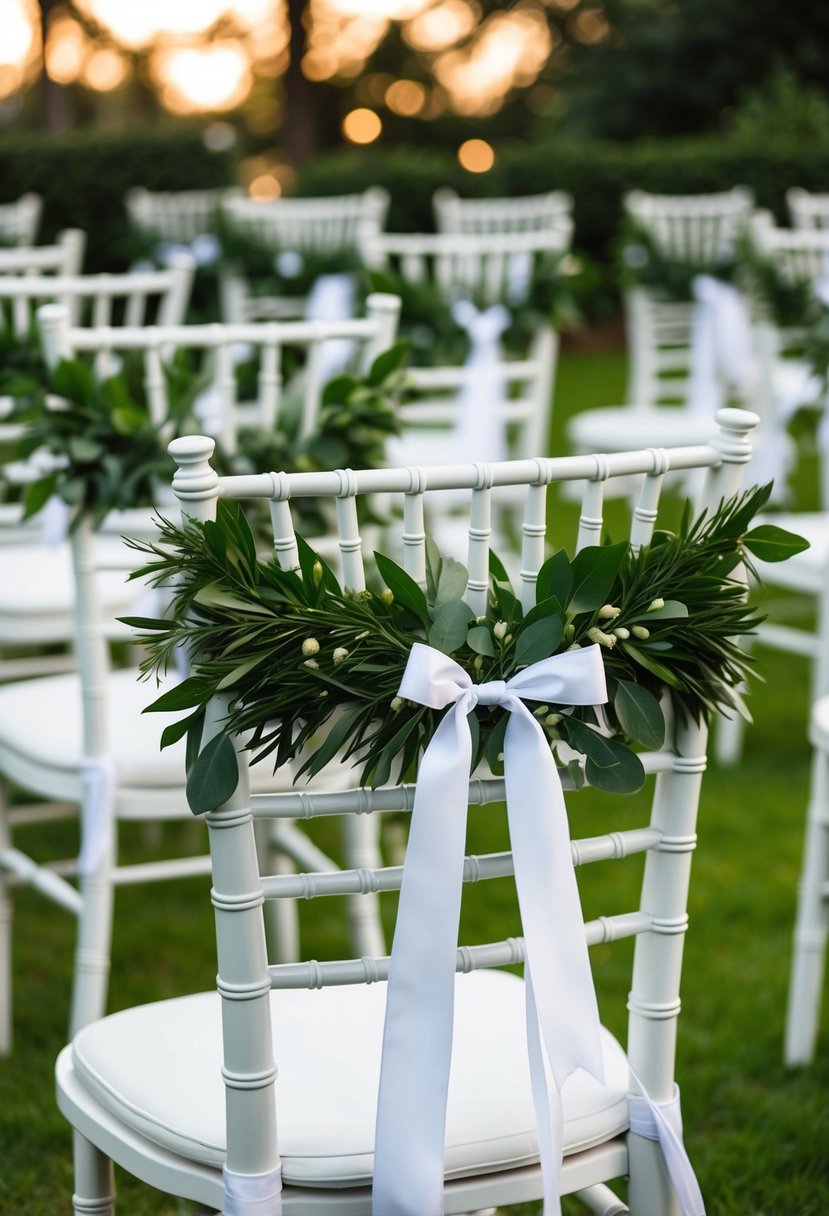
[56,407,757,1216]
[433,187,574,236]
[784,692,829,1066]
[788,188,829,232]
[360,223,574,309]
[0,193,43,246]
[219,188,390,323]
[125,185,243,246]
[568,188,756,476]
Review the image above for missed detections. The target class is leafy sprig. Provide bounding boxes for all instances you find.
[122,482,807,814]
[617,221,740,300]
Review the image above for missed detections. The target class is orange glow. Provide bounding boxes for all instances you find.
[342,107,382,143]
[45,18,87,84]
[154,43,252,113]
[82,48,129,91]
[385,78,426,116]
[404,0,477,52]
[568,7,609,44]
[249,174,282,200]
[436,6,552,115]
[325,0,428,17]
[458,138,494,172]
[0,0,39,99]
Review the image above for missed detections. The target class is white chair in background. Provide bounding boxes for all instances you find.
[788,188,829,232]
[0,228,85,300]
[568,187,756,470]
[0,193,43,246]
[125,185,242,246]
[219,188,390,323]
[0,294,402,1053]
[55,406,757,1216]
[360,222,574,309]
[433,187,573,235]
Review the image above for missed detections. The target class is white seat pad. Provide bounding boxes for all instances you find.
[71,971,629,1188]
[0,539,142,634]
[569,406,714,452]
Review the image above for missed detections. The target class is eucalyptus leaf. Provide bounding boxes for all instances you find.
[629,599,688,622]
[22,473,57,521]
[467,624,496,657]
[428,598,475,654]
[435,555,470,605]
[537,550,572,607]
[514,616,563,667]
[568,542,628,614]
[374,551,430,627]
[586,746,645,795]
[186,731,239,815]
[614,680,665,749]
[743,524,810,562]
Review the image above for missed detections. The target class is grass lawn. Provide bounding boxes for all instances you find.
[1,348,828,1213]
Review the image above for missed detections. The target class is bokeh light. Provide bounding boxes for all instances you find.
[385,78,426,116]
[343,107,383,143]
[82,48,129,92]
[458,137,495,172]
[153,43,252,113]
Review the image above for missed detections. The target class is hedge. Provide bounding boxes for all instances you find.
[0,126,238,272]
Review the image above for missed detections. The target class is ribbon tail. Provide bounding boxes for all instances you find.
[628,1073,705,1216]
[372,695,474,1216]
[77,757,118,878]
[526,970,563,1216]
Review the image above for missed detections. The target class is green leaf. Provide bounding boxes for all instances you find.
[629,600,689,622]
[217,655,263,690]
[144,675,214,713]
[428,598,475,654]
[621,642,682,688]
[488,549,512,586]
[568,542,628,615]
[186,731,239,815]
[21,473,58,521]
[467,625,496,657]
[51,358,95,406]
[68,436,104,462]
[613,680,665,749]
[301,706,362,777]
[514,616,563,667]
[537,550,572,607]
[424,537,442,603]
[743,524,810,563]
[586,745,645,794]
[193,583,273,616]
[159,708,202,751]
[374,551,430,627]
[367,341,409,386]
[435,554,469,605]
[118,616,174,632]
[322,373,359,407]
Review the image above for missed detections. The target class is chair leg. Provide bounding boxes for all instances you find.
[72,1129,114,1215]
[0,782,12,1055]
[576,1183,629,1215]
[785,746,829,1066]
[69,871,114,1037]
[626,1133,681,1216]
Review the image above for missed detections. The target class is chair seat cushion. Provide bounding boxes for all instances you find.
[0,669,282,796]
[568,406,714,453]
[70,971,629,1188]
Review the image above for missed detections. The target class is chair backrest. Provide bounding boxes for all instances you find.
[0,228,85,280]
[623,288,697,409]
[125,186,243,244]
[360,224,574,307]
[750,211,829,287]
[1,254,194,341]
[164,406,757,1190]
[38,293,401,452]
[787,187,829,232]
[433,188,574,236]
[0,193,43,246]
[625,186,754,263]
[221,188,390,255]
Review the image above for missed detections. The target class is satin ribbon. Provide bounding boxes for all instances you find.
[76,756,118,878]
[628,1075,705,1216]
[305,271,357,383]
[155,234,221,268]
[688,275,755,418]
[223,1164,283,1216]
[372,642,608,1216]
[450,300,510,466]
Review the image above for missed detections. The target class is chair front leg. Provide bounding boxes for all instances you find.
[73,1130,114,1216]
[69,869,114,1037]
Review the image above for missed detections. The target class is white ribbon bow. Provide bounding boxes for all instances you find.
[688,275,755,418]
[450,300,511,467]
[372,642,608,1216]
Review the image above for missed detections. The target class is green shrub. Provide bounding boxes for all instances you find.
[0,126,238,272]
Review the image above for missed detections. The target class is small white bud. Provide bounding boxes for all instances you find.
[390,696,405,712]
[648,598,665,612]
[632,625,650,640]
[356,630,370,640]
[567,642,581,651]
[612,626,630,640]
[598,604,621,620]
[301,638,320,657]
[333,647,348,664]
[545,712,562,726]
[303,658,319,669]
[563,622,575,643]
[475,615,487,625]
[381,588,394,605]
[587,626,616,649]
[312,560,323,585]
[493,620,508,640]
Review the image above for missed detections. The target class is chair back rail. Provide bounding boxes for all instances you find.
[787,187,829,232]
[625,187,754,264]
[0,193,42,246]
[165,407,756,1188]
[433,188,574,236]
[125,186,243,244]
[221,188,390,254]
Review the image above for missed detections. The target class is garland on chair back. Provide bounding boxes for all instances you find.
[122,483,806,814]
[618,222,741,301]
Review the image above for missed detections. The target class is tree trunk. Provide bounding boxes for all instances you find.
[38,0,74,132]
[283,0,317,167]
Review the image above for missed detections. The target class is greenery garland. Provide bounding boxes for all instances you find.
[617,221,740,301]
[122,483,806,815]
[10,340,410,529]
